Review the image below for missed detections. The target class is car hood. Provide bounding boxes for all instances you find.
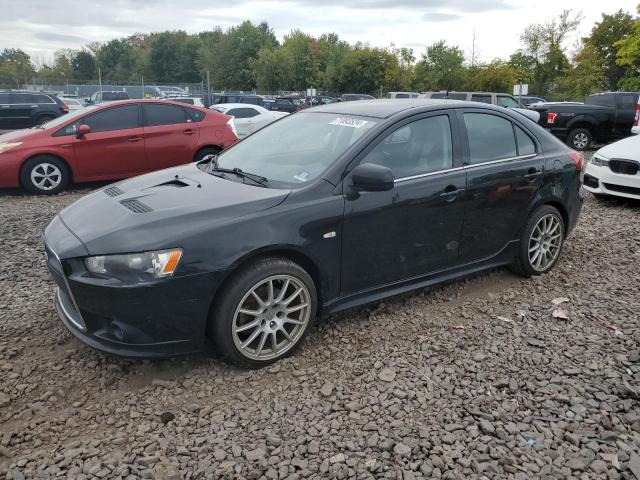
[597,135,640,161]
[57,163,290,256]
[0,128,39,143]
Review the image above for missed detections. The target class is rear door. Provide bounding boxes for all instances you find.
[615,93,639,136]
[142,103,199,169]
[71,103,146,179]
[458,109,543,263]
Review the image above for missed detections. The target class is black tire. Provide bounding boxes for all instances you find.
[20,156,70,195]
[34,115,55,127]
[566,128,592,151]
[193,146,221,163]
[208,257,317,368]
[510,205,565,277]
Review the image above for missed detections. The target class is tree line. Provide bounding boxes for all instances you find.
[1,7,639,99]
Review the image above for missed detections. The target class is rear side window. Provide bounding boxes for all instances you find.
[143,103,187,126]
[185,107,205,122]
[471,94,491,104]
[12,93,34,103]
[0,93,8,104]
[464,113,517,164]
[447,93,467,100]
[620,94,637,110]
[431,93,447,99]
[227,108,259,119]
[515,126,536,155]
[34,94,54,103]
[84,105,139,133]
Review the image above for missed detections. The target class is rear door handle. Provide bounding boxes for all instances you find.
[524,168,542,181]
[440,187,465,202]
[127,136,143,143]
[184,129,195,135]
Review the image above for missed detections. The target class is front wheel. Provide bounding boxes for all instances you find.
[209,257,317,368]
[20,156,70,194]
[510,205,565,277]
[193,147,221,163]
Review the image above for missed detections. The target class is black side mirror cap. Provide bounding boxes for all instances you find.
[351,163,395,192]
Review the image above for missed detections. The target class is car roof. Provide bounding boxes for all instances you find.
[308,98,471,119]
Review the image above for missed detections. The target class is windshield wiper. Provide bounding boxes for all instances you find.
[204,155,269,187]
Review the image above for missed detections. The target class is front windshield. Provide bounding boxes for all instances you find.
[216,112,378,185]
[38,106,98,129]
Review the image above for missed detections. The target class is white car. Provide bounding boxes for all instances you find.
[60,97,84,111]
[166,96,205,107]
[583,135,640,200]
[211,103,288,139]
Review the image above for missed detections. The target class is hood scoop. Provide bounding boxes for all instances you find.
[104,186,124,197]
[120,198,153,214]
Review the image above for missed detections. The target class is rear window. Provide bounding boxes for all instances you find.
[102,92,129,101]
[620,94,638,110]
[34,94,54,103]
[586,94,614,107]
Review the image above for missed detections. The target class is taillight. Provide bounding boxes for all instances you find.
[568,150,584,170]
[547,112,558,125]
[633,102,640,127]
[61,103,69,112]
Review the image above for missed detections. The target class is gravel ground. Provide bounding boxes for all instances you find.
[0,173,639,479]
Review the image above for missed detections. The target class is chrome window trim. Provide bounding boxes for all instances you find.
[393,154,537,183]
[45,241,87,331]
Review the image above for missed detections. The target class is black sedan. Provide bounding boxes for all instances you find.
[44,100,584,368]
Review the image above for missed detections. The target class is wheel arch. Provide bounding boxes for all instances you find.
[193,144,223,162]
[529,197,569,231]
[18,153,74,188]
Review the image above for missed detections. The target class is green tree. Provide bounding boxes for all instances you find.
[316,33,351,93]
[413,41,466,91]
[71,50,97,80]
[584,9,636,89]
[615,5,640,89]
[281,30,320,90]
[336,47,400,95]
[149,31,201,83]
[0,48,35,87]
[465,60,518,93]
[557,43,605,97]
[97,38,136,80]
[251,47,294,92]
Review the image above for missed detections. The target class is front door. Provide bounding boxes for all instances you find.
[457,110,544,263]
[142,103,199,170]
[72,103,147,179]
[341,112,466,295]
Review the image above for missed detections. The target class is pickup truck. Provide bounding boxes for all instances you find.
[529,92,639,150]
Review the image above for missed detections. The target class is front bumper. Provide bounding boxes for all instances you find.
[583,163,640,200]
[44,226,226,358]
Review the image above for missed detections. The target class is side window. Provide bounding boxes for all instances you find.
[448,93,467,100]
[464,113,517,164]
[620,94,636,110]
[185,107,205,122]
[84,105,139,133]
[12,93,34,104]
[515,125,536,155]
[431,93,447,99]
[0,93,9,104]
[143,103,186,126]
[497,95,520,108]
[34,94,53,103]
[362,115,453,179]
[471,94,492,104]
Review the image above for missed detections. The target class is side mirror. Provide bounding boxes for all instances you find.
[351,163,394,192]
[76,124,91,138]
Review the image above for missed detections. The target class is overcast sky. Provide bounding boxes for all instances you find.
[1,0,638,64]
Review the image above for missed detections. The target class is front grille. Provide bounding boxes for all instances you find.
[603,183,640,196]
[104,186,124,197]
[120,198,153,213]
[609,159,639,176]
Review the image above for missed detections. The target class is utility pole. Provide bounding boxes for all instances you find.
[141,75,144,99]
[98,67,103,101]
[470,29,479,68]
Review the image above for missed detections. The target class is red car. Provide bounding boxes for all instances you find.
[0,100,237,194]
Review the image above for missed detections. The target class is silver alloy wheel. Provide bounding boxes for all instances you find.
[30,163,62,191]
[232,274,311,361]
[528,214,562,272]
[573,132,589,149]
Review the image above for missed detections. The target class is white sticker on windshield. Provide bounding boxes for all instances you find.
[330,117,369,128]
[294,172,311,182]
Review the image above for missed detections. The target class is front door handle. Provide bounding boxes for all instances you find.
[127,136,143,143]
[440,187,465,202]
[184,129,195,135]
[524,168,542,181]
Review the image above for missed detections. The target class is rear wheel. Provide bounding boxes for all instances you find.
[35,115,55,127]
[20,156,70,195]
[567,128,592,151]
[209,257,317,368]
[510,205,565,277]
[193,146,221,163]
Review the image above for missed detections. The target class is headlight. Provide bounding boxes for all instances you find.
[590,153,609,167]
[0,142,22,154]
[84,248,182,281]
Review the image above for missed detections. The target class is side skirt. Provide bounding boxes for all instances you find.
[321,241,519,316]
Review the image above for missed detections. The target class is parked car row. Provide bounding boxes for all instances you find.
[0,100,237,194]
[211,104,288,139]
